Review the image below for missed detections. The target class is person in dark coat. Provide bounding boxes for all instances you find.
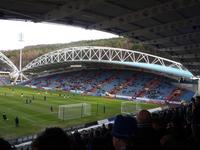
[2,112,7,121]
[31,127,73,150]
[0,138,14,150]
[50,106,53,112]
[112,115,138,150]
[136,109,160,150]
[15,116,19,127]
[188,96,200,150]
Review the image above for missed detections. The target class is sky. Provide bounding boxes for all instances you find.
[0,20,118,50]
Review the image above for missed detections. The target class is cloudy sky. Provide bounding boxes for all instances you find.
[0,20,118,50]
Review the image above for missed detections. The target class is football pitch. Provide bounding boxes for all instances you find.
[0,86,159,139]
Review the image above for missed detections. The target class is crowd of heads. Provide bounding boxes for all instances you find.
[1,96,200,150]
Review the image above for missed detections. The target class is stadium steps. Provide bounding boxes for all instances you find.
[85,71,101,84]
[85,71,104,92]
[134,79,160,97]
[180,90,194,100]
[109,76,137,95]
[166,88,184,101]
[87,72,118,93]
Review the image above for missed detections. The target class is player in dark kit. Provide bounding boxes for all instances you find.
[50,106,53,112]
[2,112,7,121]
[15,116,19,127]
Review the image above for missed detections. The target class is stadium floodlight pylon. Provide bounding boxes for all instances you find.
[121,101,141,114]
[58,103,91,120]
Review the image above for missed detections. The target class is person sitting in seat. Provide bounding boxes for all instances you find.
[112,115,138,150]
[31,127,73,150]
[0,138,14,150]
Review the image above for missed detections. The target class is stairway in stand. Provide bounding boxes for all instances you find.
[87,72,118,93]
[85,71,101,84]
[166,87,183,101]
[134,79,160,97]
[109,76,137,95]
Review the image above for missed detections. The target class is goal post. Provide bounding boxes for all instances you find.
[58,103,91,120]
[121,101,141,114]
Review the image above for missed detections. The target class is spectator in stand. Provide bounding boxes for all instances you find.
[160,107,187,150]
[112,115,137,150]
[136,109,160,150]
[72,130,85,150]
[0,138,14,150]
[89,128,105,150]
[187,96,200,150]
[151,113,167,140]
[31,127,72,150]
[104,123,115,150]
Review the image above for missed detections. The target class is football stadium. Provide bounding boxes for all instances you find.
[0,1,200,150]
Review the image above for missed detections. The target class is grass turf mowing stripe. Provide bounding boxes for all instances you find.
[0,86,159,139]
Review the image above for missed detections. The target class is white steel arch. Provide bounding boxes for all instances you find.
[0,51,19,73]
[22,46,187,72]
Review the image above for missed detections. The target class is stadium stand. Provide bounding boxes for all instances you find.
[0,67,10,72]
[0,76,10,85]
[24,69,194,102]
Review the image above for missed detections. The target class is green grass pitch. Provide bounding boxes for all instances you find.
[0,86,159,140]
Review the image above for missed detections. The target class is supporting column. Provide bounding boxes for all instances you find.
[197,78,200,96]
[19,49,22,82]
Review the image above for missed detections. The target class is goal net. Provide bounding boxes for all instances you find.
[58,103,91,120]
[121,101,141,114]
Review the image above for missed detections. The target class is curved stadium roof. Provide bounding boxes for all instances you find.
[0,0,200,75]
[22,46,193,79]
[0,51,18,74]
